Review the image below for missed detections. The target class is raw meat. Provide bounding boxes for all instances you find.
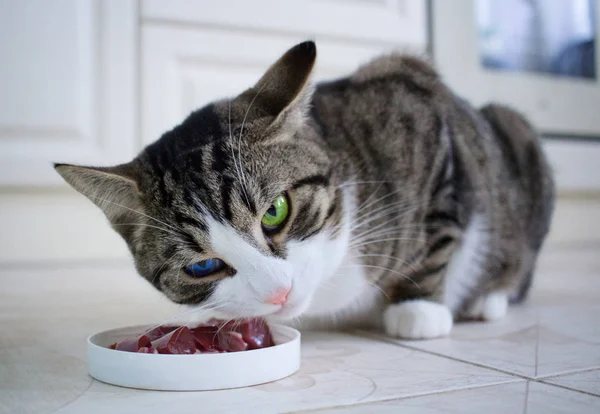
[145,325,178,341]
[114,334,151,352]
[151,326,196,354]
[108,319,274,354]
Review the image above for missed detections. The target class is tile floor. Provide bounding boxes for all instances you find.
[0,245,599,413]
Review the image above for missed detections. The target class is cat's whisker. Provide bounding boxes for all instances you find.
[363,280,391,300]
[352,221,431,239]
[354,196,434,225]
[87,194,179,232]
[340,263,420,289]
[356,181,388,213]
[355,192,433,220]
[151,257,172,286]
[216,316,237,337]
[348,253,420,274]
[316,279,339,291]
[142,301,229,334]
[350,227,424,246]
[228,99,245,207]
[356,183,417,216]
[238,82,268,207]
[351,198,428,230]
[346,200,436,241]
[352,226,424,242]
[350,205,419,236]
[112,223,182,238]
[333,271,391,300]
[350,237,428,250]
[351,202,413,231]
[336,180,391,189]
[348,210,422,242]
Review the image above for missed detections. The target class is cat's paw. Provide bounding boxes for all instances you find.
[465,292,508,321]
[383,300,453,339]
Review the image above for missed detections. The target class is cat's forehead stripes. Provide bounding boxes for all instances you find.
[142,102,262,228]
[290,169,332,190]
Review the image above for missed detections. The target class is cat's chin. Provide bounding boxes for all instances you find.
[264,300,311,322]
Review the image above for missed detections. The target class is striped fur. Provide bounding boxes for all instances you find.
[55,42,554,338]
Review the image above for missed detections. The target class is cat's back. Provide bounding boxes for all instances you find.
[311,54,450,185]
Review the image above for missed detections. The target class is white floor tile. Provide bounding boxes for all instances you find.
[46,332,513,414]
[542,369,600,396]
[308,381,600,414]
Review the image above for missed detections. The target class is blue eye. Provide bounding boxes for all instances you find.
[184,258,225,278]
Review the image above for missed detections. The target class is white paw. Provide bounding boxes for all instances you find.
[464,292,508,321]
[383,300,453,339]
[481,292,508,321]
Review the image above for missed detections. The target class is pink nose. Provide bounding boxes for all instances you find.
[265,288,290,305]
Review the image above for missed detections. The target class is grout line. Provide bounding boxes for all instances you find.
[537,366,600,380]
[534,311,540,378]
[536,381,600,398]
[523,381,530,414]
[285,379,522,414]
[352,331,600,401]
[353,330,537,381]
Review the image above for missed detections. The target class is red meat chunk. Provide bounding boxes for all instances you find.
[106,319,275,354]
[218,331,248,352]
[192,326,221,351]
[114,334,151,352]
[151,326,197,354]
[145,325,178,341]
[239,319,274,349]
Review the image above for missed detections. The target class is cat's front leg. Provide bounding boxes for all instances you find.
[380,214,462,340]
[381,213,494,340]
[383,300,453,340]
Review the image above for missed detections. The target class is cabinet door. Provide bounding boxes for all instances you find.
[142,0,426,47]
[0,0,137,263]
[140,0,426,143]
[141,27,413,144]
[0,0,137,186]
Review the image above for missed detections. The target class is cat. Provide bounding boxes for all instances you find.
[55,41,554,339]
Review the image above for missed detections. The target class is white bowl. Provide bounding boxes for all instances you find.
[87,324,301,391]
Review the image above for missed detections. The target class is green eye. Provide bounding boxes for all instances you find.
[261,194,289,231]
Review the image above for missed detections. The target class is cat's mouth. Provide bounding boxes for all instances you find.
[268,299,308,320]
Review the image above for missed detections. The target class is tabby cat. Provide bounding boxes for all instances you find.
[55,41,554,339]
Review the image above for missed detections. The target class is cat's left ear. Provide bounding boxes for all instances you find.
[54,162,144,242]
[242,40,317,129]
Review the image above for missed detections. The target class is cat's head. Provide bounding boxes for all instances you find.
[55,41,350,321]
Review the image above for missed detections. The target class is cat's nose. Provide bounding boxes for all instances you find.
[265,288,291,305]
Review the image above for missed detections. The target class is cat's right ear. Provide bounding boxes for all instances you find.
[241,41,317,129]
[54,162,143,226]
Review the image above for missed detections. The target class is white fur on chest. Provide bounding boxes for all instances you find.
[307,255,375,314]
[297,254,384,330]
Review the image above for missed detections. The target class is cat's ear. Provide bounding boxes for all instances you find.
[242,40,316,128]
[54,162,143,225]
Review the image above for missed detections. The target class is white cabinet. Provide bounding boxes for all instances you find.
[142,0,426,46]
[141,28,401,145]
[1,0,597,264]
[140,0,427,145]
[0,0,427,263]
[0,0,137,186]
